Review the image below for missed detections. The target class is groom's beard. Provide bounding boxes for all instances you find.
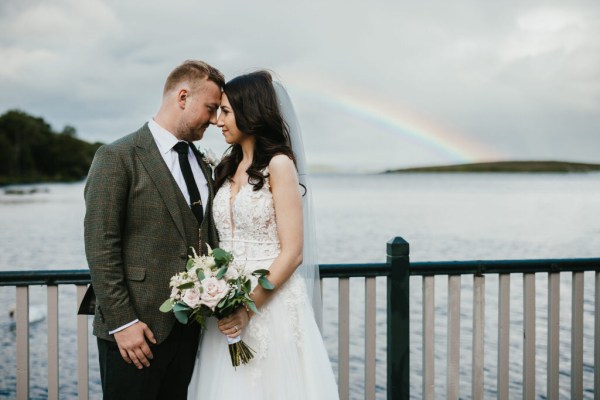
[177,121,209,142]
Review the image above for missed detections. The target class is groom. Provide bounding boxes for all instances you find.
[84,60,223,399]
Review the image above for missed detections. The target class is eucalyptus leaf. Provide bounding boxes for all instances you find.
[185,258,194,271]
[258,276,275,290]
[177,282,195,290]
[173,303,191,312]
[215,266,228,280]
[213,248,233,266]
[196,268,205,281]
[247,301,259,314]
[252,269,270,276]
[174,309,189,324]
[159,298,174,313]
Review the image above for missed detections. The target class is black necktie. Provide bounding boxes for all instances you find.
[173,141,203,225]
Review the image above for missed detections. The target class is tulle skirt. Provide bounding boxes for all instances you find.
[188,267,338,400]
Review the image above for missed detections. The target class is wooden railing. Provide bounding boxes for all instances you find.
[1,237,599,399]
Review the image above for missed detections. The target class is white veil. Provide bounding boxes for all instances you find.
[273,81,323,329]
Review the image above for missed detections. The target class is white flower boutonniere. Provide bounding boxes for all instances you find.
[198,146,219,169]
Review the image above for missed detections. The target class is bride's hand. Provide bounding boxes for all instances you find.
[218,306,251,338]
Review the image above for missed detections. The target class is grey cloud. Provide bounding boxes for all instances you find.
[0,0,598,170]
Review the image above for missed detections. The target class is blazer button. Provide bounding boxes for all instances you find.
[180,254,187,260]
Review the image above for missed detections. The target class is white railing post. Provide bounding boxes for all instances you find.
[365,277,377,400]
[47,285,59,400]
[472,275,484,400]
[523,273,536,400]
[571,272,584,398]
[422,276,435,400]
[77,285,89,400]
[338,278,350,400]
[547,272,560,399]
[16,286,29,400]
[498,274,510,400]
[595,271,600,397]
[447,275,461,398]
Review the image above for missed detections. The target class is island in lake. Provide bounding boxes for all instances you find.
[385,161,600,174]
[0,110,102,186]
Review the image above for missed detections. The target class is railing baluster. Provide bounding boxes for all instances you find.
[523,273,536,400]
[547,272,560,399]
[447,275,461,399]
[472,275,484,400]
[422,276,435,400]
[498,273,510,400]
[595,271,600,397]
[77,285,89,400]
[47,285,59,400]
[16,286,29,400]
[365,277,376,400]
[571,272,584,398]
[338,277,350,400]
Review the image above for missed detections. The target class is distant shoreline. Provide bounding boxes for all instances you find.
[384,161,600,174]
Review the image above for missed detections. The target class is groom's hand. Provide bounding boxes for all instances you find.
[113,321,157,369]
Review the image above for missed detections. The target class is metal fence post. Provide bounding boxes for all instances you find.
[387,236,410,400]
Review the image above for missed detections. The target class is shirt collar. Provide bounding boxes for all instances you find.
[148,118,181,155]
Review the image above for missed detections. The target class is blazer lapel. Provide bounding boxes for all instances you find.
[134,124,187,241]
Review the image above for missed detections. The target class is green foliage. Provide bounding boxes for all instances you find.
[159,298,174,312]
[185,258,194,271]
[0,109,102,185]
[173,303,191,324]
[212,248,233,267]
[253,269,275,290]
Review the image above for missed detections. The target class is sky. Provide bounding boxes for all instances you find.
[0,0,598,172]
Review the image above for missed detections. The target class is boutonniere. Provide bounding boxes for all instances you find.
[197,146,219,169]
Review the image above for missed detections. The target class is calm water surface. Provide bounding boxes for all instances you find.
[1,173,599,399]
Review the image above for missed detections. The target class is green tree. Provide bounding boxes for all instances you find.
[0,109,102,185]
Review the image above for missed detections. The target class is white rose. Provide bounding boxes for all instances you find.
[224,266,239,281]
[200,277,229,311]
[170,286,181,301]
[181,287,201,308]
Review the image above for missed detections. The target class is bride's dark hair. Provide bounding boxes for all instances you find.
[214,70,296,191]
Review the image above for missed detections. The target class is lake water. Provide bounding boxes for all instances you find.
[0,173,599,399]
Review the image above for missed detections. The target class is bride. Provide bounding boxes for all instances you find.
[187,71,338,399]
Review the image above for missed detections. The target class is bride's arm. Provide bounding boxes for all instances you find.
[250,154,304,308]
[217,154,303,336]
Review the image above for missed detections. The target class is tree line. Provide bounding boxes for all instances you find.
[0,110,102,185]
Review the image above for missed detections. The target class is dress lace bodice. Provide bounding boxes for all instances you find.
[213,170,281,264]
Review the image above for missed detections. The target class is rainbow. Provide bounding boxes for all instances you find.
[288,82,503,164]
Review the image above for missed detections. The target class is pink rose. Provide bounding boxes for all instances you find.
[181,287,201,308]
[200,277,229,311]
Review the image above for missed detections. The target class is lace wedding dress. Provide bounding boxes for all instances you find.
[188,171,339,399]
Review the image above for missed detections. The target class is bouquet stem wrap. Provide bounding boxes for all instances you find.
[225,335,255,367]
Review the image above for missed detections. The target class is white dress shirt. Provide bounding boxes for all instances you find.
[148,118,209,213]
[108,119,209,335]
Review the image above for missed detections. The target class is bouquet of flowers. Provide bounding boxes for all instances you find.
[159,245,274,367]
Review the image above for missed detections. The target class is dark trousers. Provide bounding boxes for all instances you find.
[97,323,200,400]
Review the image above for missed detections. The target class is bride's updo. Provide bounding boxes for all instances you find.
[214,71,296,191]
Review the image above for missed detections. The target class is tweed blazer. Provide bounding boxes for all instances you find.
[84,123,219,343]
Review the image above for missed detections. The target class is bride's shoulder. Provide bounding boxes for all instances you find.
[267,154,299,190]
[268,154,296,175]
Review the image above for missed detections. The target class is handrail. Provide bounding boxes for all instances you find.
[2,257,598,285]
[410,258,600,275]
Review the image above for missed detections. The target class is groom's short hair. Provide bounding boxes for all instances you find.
[163,60,224,95]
